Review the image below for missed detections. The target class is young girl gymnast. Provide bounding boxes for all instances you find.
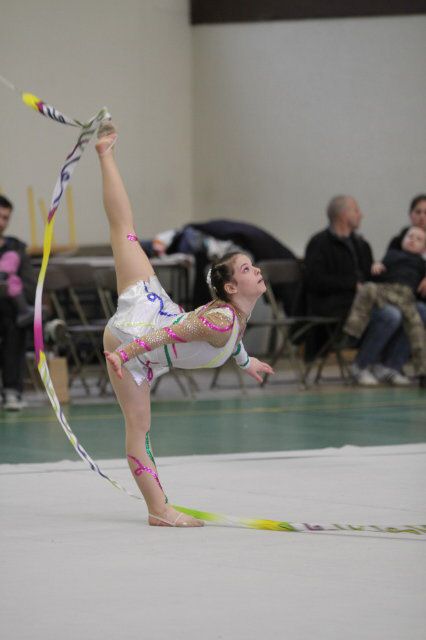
[97,121,274,527]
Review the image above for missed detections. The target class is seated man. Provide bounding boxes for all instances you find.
[0,195,37,410]
[304,195,373,366]
[304,194,422,386]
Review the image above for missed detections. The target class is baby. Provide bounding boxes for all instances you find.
[344,226,426,379]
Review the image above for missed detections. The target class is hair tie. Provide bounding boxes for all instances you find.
[206,268,212,287]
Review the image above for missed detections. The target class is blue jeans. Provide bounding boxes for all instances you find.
[355,301,426,371]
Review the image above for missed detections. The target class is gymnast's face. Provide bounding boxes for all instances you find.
[224,254,266,300]
[0,206,12,237]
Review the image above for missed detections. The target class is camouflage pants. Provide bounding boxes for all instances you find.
[344,282,426,375]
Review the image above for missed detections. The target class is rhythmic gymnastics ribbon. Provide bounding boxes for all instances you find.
[2,74,425,535]
[0,73,142,500]
[173,506,426,535]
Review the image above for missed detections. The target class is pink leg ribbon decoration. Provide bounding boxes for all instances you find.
[127,455,165,494]
[126,233,138,242]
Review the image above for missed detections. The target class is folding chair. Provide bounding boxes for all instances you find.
[44,264,107,395]
[93,267,117,319]
[254,259,343,387]
[62,262,110,390]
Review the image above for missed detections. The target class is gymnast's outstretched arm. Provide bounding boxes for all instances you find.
[105,308,233,376]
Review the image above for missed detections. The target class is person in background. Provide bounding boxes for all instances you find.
[388,194,426,254]
[0,195,37,410]
[360,194,426,384]
[304,195,373,368]
[304,195,423,386]
[344,226,425,386]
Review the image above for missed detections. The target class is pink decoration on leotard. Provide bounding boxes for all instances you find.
[198,304,235,332]
[134,338,152,351]
[126,233,138,242]
[164,327,187,343]
[127,454,164,492]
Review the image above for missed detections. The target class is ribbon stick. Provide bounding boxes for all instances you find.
[3,75,425,535]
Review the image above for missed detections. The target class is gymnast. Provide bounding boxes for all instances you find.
[97,121,274,527]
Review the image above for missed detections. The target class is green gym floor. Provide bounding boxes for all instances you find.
[1,387,425,464]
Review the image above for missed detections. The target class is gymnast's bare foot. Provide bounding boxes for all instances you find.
[148,506,204,528]
[95,119,117,156]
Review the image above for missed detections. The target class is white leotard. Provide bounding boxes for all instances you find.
[107,275,250,386]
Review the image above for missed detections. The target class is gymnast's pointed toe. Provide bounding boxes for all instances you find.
[97,118,116,138]
[96,120,118,156]
[148,509,204,527]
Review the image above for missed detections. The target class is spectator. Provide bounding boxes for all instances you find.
[344,226,426,385]
[356,194,426,385]
[387,194,426,302]
[304,195,373,363]
[304,194,424,386]
[0,195,37,410]
[388,194,426,252]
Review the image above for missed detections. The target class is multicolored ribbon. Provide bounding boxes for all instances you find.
[3,75,425,536]
[4,81,144,501]
[173,506,426,535]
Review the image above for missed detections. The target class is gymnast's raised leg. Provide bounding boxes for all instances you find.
[96,123,202,527]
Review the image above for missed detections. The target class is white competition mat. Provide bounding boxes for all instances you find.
[1,443,425,640]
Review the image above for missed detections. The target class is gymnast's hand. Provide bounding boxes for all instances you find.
[244,358,274,383]
[104,350,123,379]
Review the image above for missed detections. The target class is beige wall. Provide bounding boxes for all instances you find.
[1,8,425,259]
[0,0,192,247]
[193,16,426,258]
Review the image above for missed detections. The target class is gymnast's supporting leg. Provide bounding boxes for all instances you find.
[104,329,202,526]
